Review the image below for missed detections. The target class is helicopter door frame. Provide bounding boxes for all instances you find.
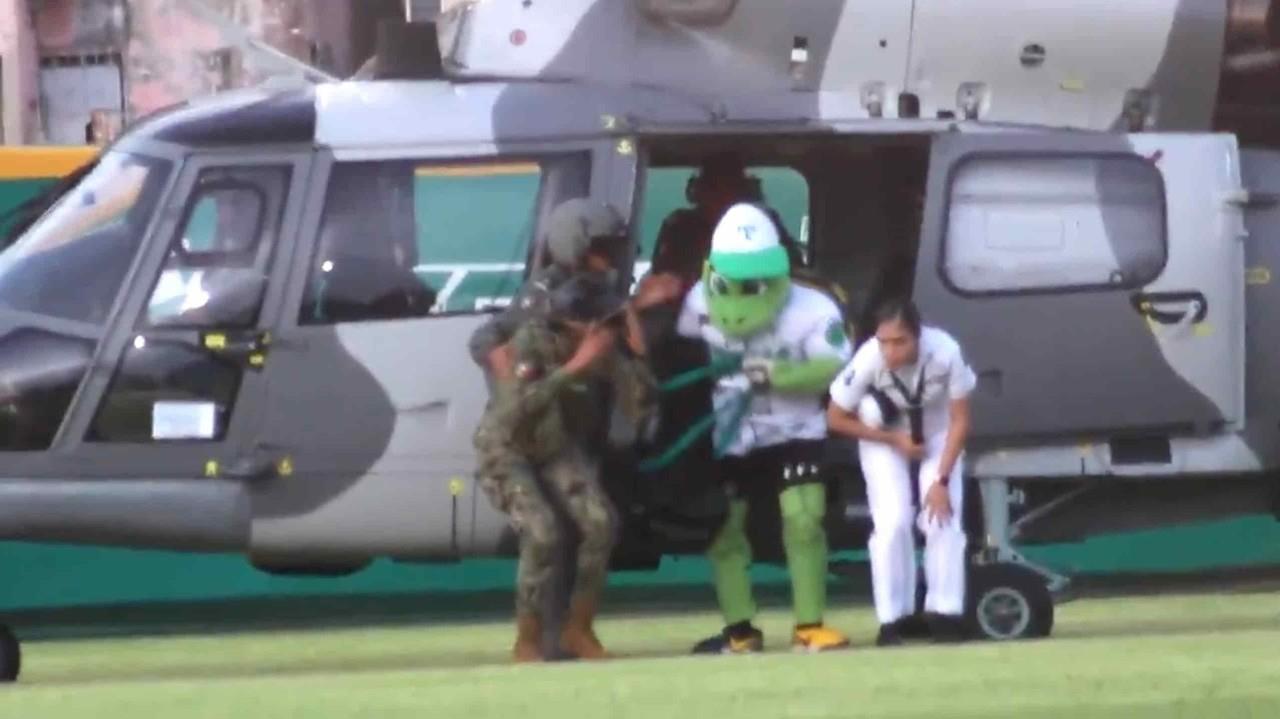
[912,130,1245,446]
[50,149,316,478]
[243,136,630,559]
[1240,149,1280,469]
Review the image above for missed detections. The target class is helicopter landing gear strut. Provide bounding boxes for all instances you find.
[0,623,19,683]
[975,477,1071,590]
[963,476,1068,641]
[895,476,1065,642]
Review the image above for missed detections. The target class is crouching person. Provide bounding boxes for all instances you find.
[826,299,975,646]
[469,198,674,663]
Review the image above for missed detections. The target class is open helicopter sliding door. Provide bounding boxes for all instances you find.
[912,131,1245,472]
[247,137,628,565]
[1240,149,1280,470]
[53,151,313,488]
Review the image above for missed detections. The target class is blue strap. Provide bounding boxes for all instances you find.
[712,390,752,458]
[636,353,746,473]
[637,388,752,473]
[656,352,744,393]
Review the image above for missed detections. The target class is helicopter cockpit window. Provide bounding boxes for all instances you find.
[943,155,1166,294]
[299,158,549,325]
[145,166,290,328]
[0,152,172,325]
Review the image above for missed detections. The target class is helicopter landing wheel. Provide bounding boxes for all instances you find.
[0,624,19,683]
[965,562,1054,641]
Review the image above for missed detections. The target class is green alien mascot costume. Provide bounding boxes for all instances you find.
[674,202,855,654]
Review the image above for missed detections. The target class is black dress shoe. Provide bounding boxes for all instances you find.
[894,613,932,640]
[925,613,967,644]
[876,622,905,647]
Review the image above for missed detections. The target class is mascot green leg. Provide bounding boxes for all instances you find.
[707,499,756,625]
[780,483,828,625]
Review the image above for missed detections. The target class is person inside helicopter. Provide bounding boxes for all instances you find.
[649,152,804,292]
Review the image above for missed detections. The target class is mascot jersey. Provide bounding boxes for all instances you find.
[676,284,852,455]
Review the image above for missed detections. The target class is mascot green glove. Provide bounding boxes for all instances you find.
[673,202,854,654]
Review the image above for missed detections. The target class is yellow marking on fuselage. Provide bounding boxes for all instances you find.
[414,162,539,178]
[0,146,98,180]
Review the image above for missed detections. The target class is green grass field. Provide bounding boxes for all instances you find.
[5,583,1280,718]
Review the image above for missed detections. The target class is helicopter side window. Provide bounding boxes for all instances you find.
[145,166,291,328]
[943,155,1166,294]
[298,158,545,324]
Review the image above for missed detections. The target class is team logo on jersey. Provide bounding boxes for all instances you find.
[825,318,847,348]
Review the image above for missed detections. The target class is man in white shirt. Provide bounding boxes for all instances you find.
[826,298,976,645]
[673,202,854,654]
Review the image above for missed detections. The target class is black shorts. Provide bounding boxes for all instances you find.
[717,439,827,502]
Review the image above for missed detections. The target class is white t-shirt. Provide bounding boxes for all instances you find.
[677,282,853,457]
[828,326,977,443]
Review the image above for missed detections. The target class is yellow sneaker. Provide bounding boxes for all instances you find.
[791,625,851,653]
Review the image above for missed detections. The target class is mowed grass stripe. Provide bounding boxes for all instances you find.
[4,590,1278,718]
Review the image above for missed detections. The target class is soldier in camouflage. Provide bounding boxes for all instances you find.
[470,198,680,663]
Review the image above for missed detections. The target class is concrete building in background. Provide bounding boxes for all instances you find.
[0,0,43,144]
[0,0,414,145]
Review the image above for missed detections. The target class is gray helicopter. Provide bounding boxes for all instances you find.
[0,0,1279,680]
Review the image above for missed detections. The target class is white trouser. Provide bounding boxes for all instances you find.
[856,395,967,624]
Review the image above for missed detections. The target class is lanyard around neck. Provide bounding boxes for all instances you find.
[888,357,927,409]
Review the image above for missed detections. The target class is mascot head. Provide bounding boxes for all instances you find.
[703,203,790,338]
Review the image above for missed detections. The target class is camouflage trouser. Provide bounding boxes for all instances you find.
[477,444,619,616]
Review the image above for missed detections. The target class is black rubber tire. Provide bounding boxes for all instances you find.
[965,562,1054,641]
[0,624,19,683]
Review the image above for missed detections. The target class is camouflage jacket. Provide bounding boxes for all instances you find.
[475,315,580,463]
[471,269,659,463]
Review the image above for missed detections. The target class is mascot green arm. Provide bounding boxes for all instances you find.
[768,357,846,394]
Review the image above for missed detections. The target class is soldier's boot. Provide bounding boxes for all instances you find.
[559,594,609,660]
[513,612,544,663]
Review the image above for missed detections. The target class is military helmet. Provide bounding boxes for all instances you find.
[544,198,626,268]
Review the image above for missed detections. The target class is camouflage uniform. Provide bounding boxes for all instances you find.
[471,306,621,617]
[468,198,658,661]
